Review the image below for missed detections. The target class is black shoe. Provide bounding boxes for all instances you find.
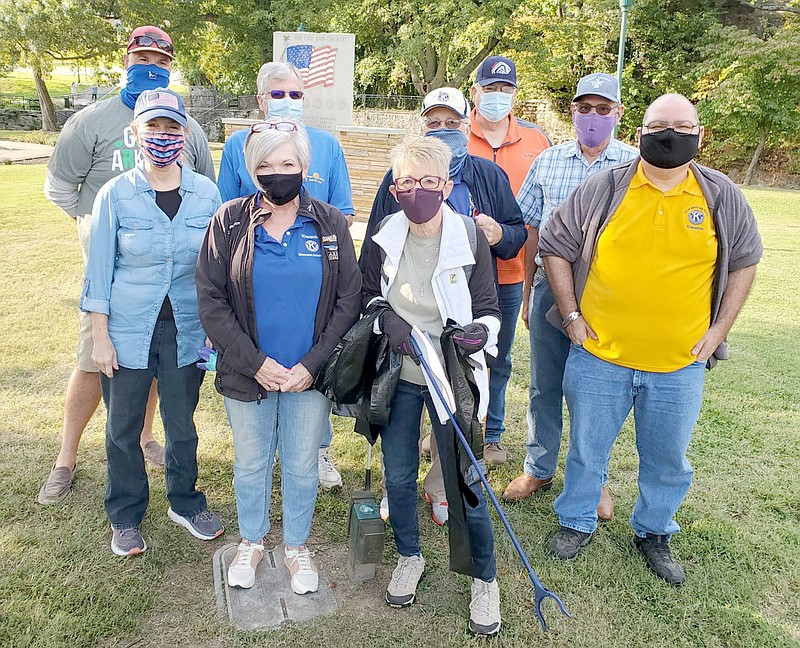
[633,534,686,585]
[548,527,592,560]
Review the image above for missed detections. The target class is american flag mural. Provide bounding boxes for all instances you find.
[286,45,338,89]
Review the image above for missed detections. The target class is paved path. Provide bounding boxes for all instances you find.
[0,140,54,163]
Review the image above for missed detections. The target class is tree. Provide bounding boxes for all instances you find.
[696,23,800,183]
[0,0,119,130]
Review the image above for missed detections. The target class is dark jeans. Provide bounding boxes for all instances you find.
[485,281,523,443]
[101,319,207,528]
[381,380,497,581]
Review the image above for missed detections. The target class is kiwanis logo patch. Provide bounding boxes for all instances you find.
[305,240,320,252]
[685,207,707,230]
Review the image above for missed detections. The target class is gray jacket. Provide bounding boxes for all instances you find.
[538,157,763,368]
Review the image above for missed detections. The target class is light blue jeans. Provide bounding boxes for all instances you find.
[555,345,706,537]
[224,390,330,545]
[485,281,523,444]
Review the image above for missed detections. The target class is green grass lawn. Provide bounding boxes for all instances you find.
[0,164,798,648]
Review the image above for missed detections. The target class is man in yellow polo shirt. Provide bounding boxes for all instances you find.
[537,94,763,584]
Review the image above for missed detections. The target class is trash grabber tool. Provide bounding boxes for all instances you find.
[410,336,570,632]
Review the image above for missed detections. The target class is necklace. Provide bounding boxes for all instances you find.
[407,236,439,297]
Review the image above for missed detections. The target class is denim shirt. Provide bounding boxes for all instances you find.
[81,164,222,369]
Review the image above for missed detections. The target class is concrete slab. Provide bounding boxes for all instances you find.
[213,543,337,631]
[0,140,54,163]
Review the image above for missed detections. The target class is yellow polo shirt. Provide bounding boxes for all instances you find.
[580,163,717,372]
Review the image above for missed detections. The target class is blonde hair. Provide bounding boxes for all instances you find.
[390,136,451,180]
[244,119,311,189]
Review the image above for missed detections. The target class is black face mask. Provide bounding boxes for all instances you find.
[257,172,303,205]
[639,129,699,169]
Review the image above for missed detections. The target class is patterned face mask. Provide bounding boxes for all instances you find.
[139,131,185,167]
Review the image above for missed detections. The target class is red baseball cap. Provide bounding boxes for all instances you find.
[127,26,174,59]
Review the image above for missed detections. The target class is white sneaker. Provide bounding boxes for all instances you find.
[469,578,501,636]
[318,448,343,489]
[284,545,319,594]
[424,492,448,526]
[379,496,390,522]
[228,541,263,589]
[385,554,425,607]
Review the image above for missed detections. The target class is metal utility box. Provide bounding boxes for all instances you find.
[347,491,385,582]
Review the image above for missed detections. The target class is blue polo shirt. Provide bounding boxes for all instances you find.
[217,126,355,215]
[252,214,323,369]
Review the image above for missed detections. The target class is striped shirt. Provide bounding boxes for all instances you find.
[517,138,639,230]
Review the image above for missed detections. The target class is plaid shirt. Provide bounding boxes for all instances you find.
[517,138,639,229]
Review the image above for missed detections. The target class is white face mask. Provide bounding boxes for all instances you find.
[268,96,304,119]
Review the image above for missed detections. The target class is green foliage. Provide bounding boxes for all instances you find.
[696,23,800,148]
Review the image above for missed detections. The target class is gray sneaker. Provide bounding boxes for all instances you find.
[37,463,76,505]
[386,554,425,607]
[548,527,593,560]
[469,577,502,636]
[168,507,224,540]
[111,526,147,556]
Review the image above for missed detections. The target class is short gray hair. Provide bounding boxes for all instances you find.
[390,136,451,180]
[244,119,312,189]
[256,62,304,95]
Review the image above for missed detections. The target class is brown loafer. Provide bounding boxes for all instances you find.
[37,463,77,505]
[142,440,165,468]
[597,486,614,521]
[502,474,553,502]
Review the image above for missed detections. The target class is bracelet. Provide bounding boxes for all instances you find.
[561,310,581,329]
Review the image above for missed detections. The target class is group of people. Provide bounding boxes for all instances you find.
[41,24,762,638]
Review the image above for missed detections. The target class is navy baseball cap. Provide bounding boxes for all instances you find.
[134,89,187,127]
[573,73,620,103]
[475,55,518,88]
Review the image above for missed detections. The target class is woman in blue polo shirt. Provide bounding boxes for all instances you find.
[81,89,224,556]
[195,120,361,594]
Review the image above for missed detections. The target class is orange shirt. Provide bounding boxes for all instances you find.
[468,109,550,284]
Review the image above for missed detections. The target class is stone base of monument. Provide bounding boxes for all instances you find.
[213,543,337,630]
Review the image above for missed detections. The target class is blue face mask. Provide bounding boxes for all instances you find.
[477,90,514,123]
[268,96,304,119]
[120,65,171,109]
[425,128,469,177]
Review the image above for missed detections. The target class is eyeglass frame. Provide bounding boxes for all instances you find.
[476,83,516,95]
[128,35,174,55]
[249,121,298,134]
[422,117,466,130]
[641,121,700,135]
[264,89,305,100]
[572,101,620,116]
[393,175,448,192]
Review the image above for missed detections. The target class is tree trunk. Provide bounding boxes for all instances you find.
[32,64,59,132]
[743,129,767,185]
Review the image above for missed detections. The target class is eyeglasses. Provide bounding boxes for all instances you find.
[424,118,464,130]
[642,121,699,135]
[574,102,617,116]
[266,90,304,100]
[479,84,516,95]
[394,176,446,192]
[128,35,174,55]
[250,121,298,134]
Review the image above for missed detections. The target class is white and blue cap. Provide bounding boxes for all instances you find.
[133,89,187,127]
[573,73,620,103]
[421,87,469,119]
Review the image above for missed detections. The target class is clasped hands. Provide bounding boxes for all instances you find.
[255,356,313,393]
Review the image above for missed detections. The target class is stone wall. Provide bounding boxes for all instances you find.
[0,109,75,130]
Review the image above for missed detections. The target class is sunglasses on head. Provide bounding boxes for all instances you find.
[267,90,304,100]
[129,35,174,55]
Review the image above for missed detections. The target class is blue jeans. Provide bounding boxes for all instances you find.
[381,380,497,581]
[224,389,330,545]
[101,319,207,528]
[555,345,706,536]
[485,281,523,443]
[523,270,572,479]
[320,419,333,449]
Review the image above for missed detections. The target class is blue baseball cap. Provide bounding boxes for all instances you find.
[133,89,187,127]
[475,55,518,88]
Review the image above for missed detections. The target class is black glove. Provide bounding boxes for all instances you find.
[380,310,418,361]
[452,322,489,355]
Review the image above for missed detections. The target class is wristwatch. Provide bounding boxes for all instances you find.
[561,310,581,329]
